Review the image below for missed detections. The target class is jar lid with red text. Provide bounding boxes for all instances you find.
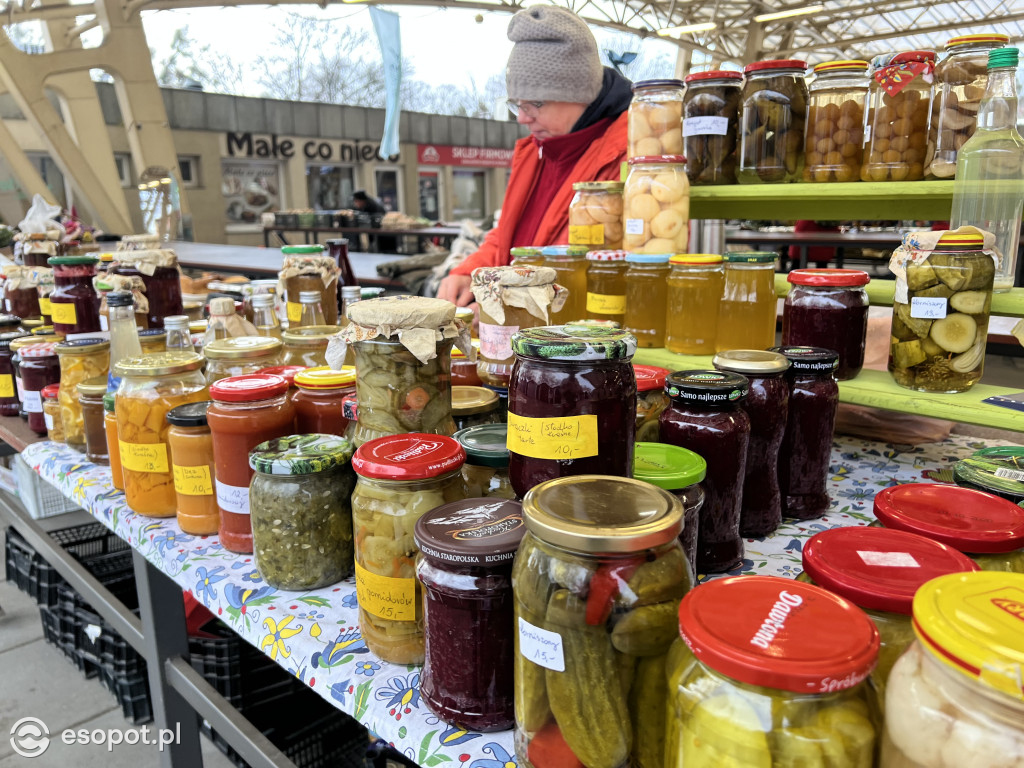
[677,575,880,693]
[744,59,807,73]
[634,364,669,392]
[209,373,289,403]
[352,433,465,481]
[684,70,742,83]
[788,268,870,287]
[414,498,524,567]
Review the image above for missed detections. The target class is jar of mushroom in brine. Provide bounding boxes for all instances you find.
[738,59,808,183]
[803,60,870,183]
[628,79,684,159]
[623,155,689,255]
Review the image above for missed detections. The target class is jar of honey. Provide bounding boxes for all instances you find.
[510,247,544,267]
[716,252,779,352]
[541,246,588,323]
[624,253,671,348]
[666,254,725,354]
[585,250,628,325]
[280,325,336,368]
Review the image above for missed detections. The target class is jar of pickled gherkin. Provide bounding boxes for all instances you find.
[623,156,689,255]
[717,252,779,352]
[584,250,628,325]
[204,336,283,385]
[668,576,880,767]
[624,253,670,348]
[628,79,684,159]
[954,446,1024,506]
[540,246,588,323]
[249,434,356,591]
[683,71,742,185]
[351,433,467,664]
[454,424,514,499]
[42,383,63,442]
[665,254,724,354]
[510,246,545,267]
[512,475,693,768]
[738,60,809,184]
[278,245,340,326]
[107,250,183,328]
[77,376,109,465]
[292,366,356,436]
[281,325,334,368]
[568,182,625,250]
[804,60,870,183]
[55,338,109,450]
[452,386,501,432]
[634,364,669,442]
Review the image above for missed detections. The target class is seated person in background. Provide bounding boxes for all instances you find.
[786,219,840,270]
[437,5,632,306]
[353,190,397,252]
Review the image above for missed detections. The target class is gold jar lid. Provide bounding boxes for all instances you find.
[452,386,499,415]
[55,338,110,355]
[282,325,336,348]
[76,375,109,396]
[115,351,204,377]
[712,349,791,375]
[204,336,282,359]
[22,318,43,330]
[9,336,36,354]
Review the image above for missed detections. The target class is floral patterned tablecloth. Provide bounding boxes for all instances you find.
[20,433,1010,767]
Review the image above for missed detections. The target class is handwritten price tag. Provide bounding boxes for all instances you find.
[586,293,626,315]
[173,464,214,496]
[354,560,417,621]
[215,479,250,515]
[518,617,564,672]
[286,301,302,323]
[120,441,169,473]
[910,296,948,319]
[506,413,599,461]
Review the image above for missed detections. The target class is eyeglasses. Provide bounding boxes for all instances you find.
[506,100,546,117]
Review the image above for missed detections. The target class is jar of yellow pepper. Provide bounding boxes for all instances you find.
[55,338,109,451]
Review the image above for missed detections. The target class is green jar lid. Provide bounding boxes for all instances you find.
[633,442,707,490]
[281,245,324,255]
[725,251,777,263]
[103,392,115,412]
[47,256,99,266]
[989,47,1019,69]
[454,424,509,468]
[510,324,637,361]
[510,247,542,257]
[954,447,1024,505]
[249,433,355,475]
[541,245,588,259]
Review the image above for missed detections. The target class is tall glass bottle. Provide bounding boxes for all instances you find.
[251,294,282,339]
[950,47,1024,292]
[164,315,192,353]
[298,290,326,326]
[106,290,141,391]
[205,297,235,346]
[341,286,362,322]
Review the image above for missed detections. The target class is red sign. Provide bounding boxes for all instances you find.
[417,144,514,168]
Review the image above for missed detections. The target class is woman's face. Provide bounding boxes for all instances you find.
[516,101,588,141]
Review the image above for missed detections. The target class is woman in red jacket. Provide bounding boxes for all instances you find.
[437,5,632,306]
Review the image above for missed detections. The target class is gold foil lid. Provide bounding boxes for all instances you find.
[76,375,109,396]
[452,386,499,415]
[282,325,336,348]
[204,336,282,360]
[114,351,204,377]
[713,349,790,374]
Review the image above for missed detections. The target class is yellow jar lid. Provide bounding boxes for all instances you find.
[452,385,498,415]
[937,231,985,249]
[204,336,282,359]
[813,60,869,73]
[294,365,356,389]
[945,33,1009,49]
[189,321,208,334]
[670,253,723,264]
[76,375,108,396]
[21,318,43,329]
[115,351,204,377]
[913,572,1024,701]
[282,325,336,348]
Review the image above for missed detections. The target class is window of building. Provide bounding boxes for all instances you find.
[374,168,402,212]
[452,169,487,220]
[307,165,355,210]
[178,156,200,187]
[418,170,440,221]
[221,160,281,226]
[25,152,68,209]
[113,153,132,187]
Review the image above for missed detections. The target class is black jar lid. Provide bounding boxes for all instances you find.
[664,370,749,407]
[0,314,22,329]
[770,346,840,374]
[0,331,31,351]
[167,400,212,427]
[105,290,134,308]
[413,498,524,567]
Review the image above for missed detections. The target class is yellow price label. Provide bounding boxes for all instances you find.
[586,293,626,315]
[568,224,605,245]
[49,301,77,325]
[120,441,169,473]
[38,297,52,315]
[354,560,417,621]
[506,412,599,461]
[286,302,302,323]
[173,464,213,496]
[0,375,13,399]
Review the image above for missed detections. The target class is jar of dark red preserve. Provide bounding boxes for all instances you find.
[0,331,30,416]
[19,342,59,433]
[47,256,100,335]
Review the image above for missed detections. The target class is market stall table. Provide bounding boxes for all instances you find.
[725,229,904,270]
[262,225,460,252]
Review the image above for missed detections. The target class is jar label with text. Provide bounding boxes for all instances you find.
[586,293,627,315]
[354,560,416,621]
[173,465,214,496]
[569,224,605,245]
[684,116,729,137]
[38,297,51,315]
[518,616,565,672]
[0,375,14,399]
[21,389,43,413]
[910,296,947,319]
[44,412,54,430]
[506,412,599,460]
[286,302,302,323]
[120,441,170,473]
[625,218,645,236]
[49,301,77,325]
[479,322,519,361]
[215,479,250,515]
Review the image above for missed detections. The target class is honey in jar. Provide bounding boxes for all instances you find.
[584,250,628,325]
[716,252,779,352]
[541,246,588,323]
[624,253,671,348]
[666,254,725,355]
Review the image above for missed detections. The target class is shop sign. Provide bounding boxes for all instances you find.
[417,144,514,168]
[225,132,399,162]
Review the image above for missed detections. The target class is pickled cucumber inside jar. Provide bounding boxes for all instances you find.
[454,423,514,499]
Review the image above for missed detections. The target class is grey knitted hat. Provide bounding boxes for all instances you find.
[506,6,603,105]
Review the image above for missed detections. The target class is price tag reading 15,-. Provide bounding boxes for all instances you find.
[506,413,599,460]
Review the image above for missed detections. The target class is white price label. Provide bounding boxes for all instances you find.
[683,116,729,137]
[858,550,921,568]
[518,617,565,672]
[995,467,1024,482]
[215,479,250,515]
[625,218,645,236]
[479,322,519,362]
[910,296,948,319]
[44,412,53,430]
[864,125,871,144]
[22,389,43,414]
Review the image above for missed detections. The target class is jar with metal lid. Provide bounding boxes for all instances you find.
[628,78,684,159]
[512,475,693,768]
[454,423,514,499]
[0,331,28,416]
[9,334,32,410]
[666,254,725,354]
[166,401,217,535]
[0,314,26,332]
[954,446,1024,506]
[42,383,62,442]
[927,34,1009,178]
[77,376,108,465]
[281,325,334,368]
[351,433,467,664]
[3,266,43,320]
[292,366,356,436]
[452,385,501,432]
[862,51,937,181]
[738,59,809,183]
[415,498,524,731]
[510,246,545,267]
[540,246,588,323]
[249,434,356,591]
[804,60,870,182]
[623,155,689,254]
[450,345,481,386]
[106,249,183,328]
[47,256,101,335]
[874,483,1024,572]
[138,328,167,355]
[568,182,624,250]
[208,374,295,554]
[104,393,123,490]
[683,70,743,185]
[716,252,779,352]
[279,245,340,326]
[584,250,628,325]
[624,253,671,348]
[507,326,637,498]
[660,370,750,573]
[784,268,871,380]
[634,364,669,442]
[256,365,304,401]
[668,576,880,767]
[204,336,283,385]
[115,353,209,517]
[19,342,59,434]
[55,338,109,450]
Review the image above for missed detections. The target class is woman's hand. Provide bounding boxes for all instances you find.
[437,273,474,306]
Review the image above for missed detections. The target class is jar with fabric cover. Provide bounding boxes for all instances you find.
[683,71,743,185]
[98,273,149,331]
[584,250,628,325]
[738,60,809,183]
[166,401,217,535]
[628,78,684,159]
[77,376,108,465]
[623,155,689,254]
[48,257,101,335]
[281,325,335,368]
[117,234,160,251]
[454,424,514,499]
[3,266,43,320]
[21,233,59,268]
[568,181,624,250]
[204,336,283,385]
[55,338,109,450]
[278,245,340,326]
[804,60,870,182]
[540,246,588,323]
[42,383,63,442]
[292,365,357,436]
[106,249,182,328]
[666,254,724,354]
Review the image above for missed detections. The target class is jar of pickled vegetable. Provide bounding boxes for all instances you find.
[281,325,334,368]
[249,434,356,591]
[19,342,59,434]
[77,376,108,465]
[167,401,217,535]
[48,256,101,335]
[784,268,870,380]
[717,252,779,352]
[351,433,467,664]
[634,364,669,442]
[450,345,481,386]
[803,60,870,183]
[683,71,743,185]
[452,386,501,432]
[55,338,109,450]
[624,253,670,348]
[862,51,937,181]
[568,182,625,251]
[292,366,356,436]
[954,446,1024,506]
[3,266,42,320]
[510,247,545,267]
[540,246,588,323]
[104,393,123,490]
[279,246,340,326]
[42,383,62,442]
[454,424,514,499]
[668,576,880,767]
[873,483,1024,572]
[584,250,628,325]
[628,78,684,159]
[738,60,809,183]
[415,498,524,731]
[507,326,637,498]
[512,475,692,768]
[623,156,690,255]
[204,336,283,385]
[107,249,183,328]
[665,254,724,354]
[0,331,27,416]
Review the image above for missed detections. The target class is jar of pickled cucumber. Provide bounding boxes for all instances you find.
[624,253,671,348]
[510,247,545,267]
[738,60,809,184]
[512,475,692,768]
[623,156,689,255]
[632,441,705,573]
[683,71,743,185]
[540,246,588,323]
[716,252,779,352]
[568,182,625,250]
[666,254,725,354]
[281,325,334,368]
[633,364,669,442]
[804,60,870,183]
[452,385,501,432]
[204,336,283,385]
[584,250,628,325]
[351,433,467,664]
[668,576,880,767]
[454,423,514,499]
[628,79,684,159]
[54,338,109,451]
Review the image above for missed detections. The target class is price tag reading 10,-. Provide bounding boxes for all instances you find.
[506,413,599,460]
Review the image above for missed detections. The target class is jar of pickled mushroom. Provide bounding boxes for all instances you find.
[55,338,109,450]
[77,376,109,465]
[584,250,628,325]
[104,393,123,490]
[513,475,693,768]
[19,342,59,434]
[683,70,743,185]
[540,246,588,323]
[738,59,809,183]
[862,51,937,181]
[804,60,870,183]
[634,364,670,442]
[0,331,27,416]
[42,384,62,442]
[716,252,779,352]
[454,424,514,499]
[623,155,689,255]
[3,266,43,320]
[166,401,217,535]
[452,386,501,432]
[568,182,625,250]
[629,79,684,159]
[624,253,671,348]
[954,446,1024,506]
[278,245,340,326]
[48,256,101,335]
[351,433,467,664]
[510,246,545,267]
[204,336,283,385]
[668,576,880,767]
[107,249,182,328]
[281,325,334,368]
[666,254,725,354]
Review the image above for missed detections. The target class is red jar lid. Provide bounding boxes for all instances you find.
[874,484,1024,554]
[41,383,59,399]
[744,59,807,73]
[256,365,306,387]
[678,575,879,694]
[352,433,465,481]
[787,268,870,287]
[633,364,669,393]
[802,527,979,615]
[19,342,57,358]
[627,155,685,165]
[684,70,743,83]
[209,374,288,403]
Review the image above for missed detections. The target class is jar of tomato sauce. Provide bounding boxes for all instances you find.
[293,366,356,437]
[167,401,219,535]
[47,256,101,335]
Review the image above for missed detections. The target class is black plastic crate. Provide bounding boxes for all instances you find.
[99,665,152,725]
[38,605,63,651]
[4,527,37,597]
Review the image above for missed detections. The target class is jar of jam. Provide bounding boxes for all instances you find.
[954,446,1024,506]
[713,350,791,537]
[279,245,340,326]
[803,60,870,182]
[204,336,283,385]
[513,475,692,768]
[3,266,43,320]
[450,344,481,386]
[623,155,689,255]
[107,249,183,328]
[683,71,743,185]
[541,246,589,323]
[783,268,871,380]
[451,385,500,432]
[666,254,724,355]
[55,338,109,450]
[415,498,524,731]
[104,393,123,490]
[0,331,28,416]
[21,235,59,268]
[9,334,32,408]
[77,376,109,465]
[628,78,684,158]
[583,250,628,325]
[507,326,637,498]
[47,256,101,335]
[510,247,545,267]
[351,433,467,664]
[659,370,750,574]
[281,325,334,368]
[772,346,840,521]
[716,252,778,352]
[138,328,167,355]
[35,268,53,324]
[568,182,625,250]
[19,342,59,434]
[167,401,218,535]
[738,60,809,183]
[208,374,295,553]
[455,424,514,499]
[634,364,669,442]
[624,253,670,348]
[293,366,356,436]
[42,383,63,442]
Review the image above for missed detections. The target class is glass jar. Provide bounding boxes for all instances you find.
[452,385,501,432]
[77,376,108,465]
[203,336,283,385]
[541,246,588,323]
[862,51,937,181]
[450,345,482,386]
[21,236,58,268]
[668,576,880,767]
[683,70,743,185]
[623,155,690,254]
[927,35,1008,179]
[660,370,750,573]
[292,366,356,436]
[3,266,42,320]
[55,338,109,450]
[873,483,1024,573]
[738,59,809,183]
[279,246,339,326]
[104,393,123,491]
[281,325,333,368]
[167,401,218,535]
[803,60,870,182]
[0,331,28,416]
[35,269,53,325]
[507,326,637,498]
[42,384,63,442]
[19,342,59,434]
[138,328,167,355]
[665,254,724,355]
[888,231,995,393]
[249,434,356,591]
[255,365,304,402]
[512,475,693,768]
[454,424,514,499]
[623,253,670,348]
[628,78,684,159]
[115,353,209,517]
[10,335,32,411]
[954,446,1024,506]
[783,268,871,380]
[716,252,779,352]
[208,374,296,553]
[107,251,183,328]
[351,433,467,664]
[568,182,625,251]
[47,257,101,335]
[634,364,669,442]
[584,250,628,325]
[415,498,524,731]
[510,247,545,267]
